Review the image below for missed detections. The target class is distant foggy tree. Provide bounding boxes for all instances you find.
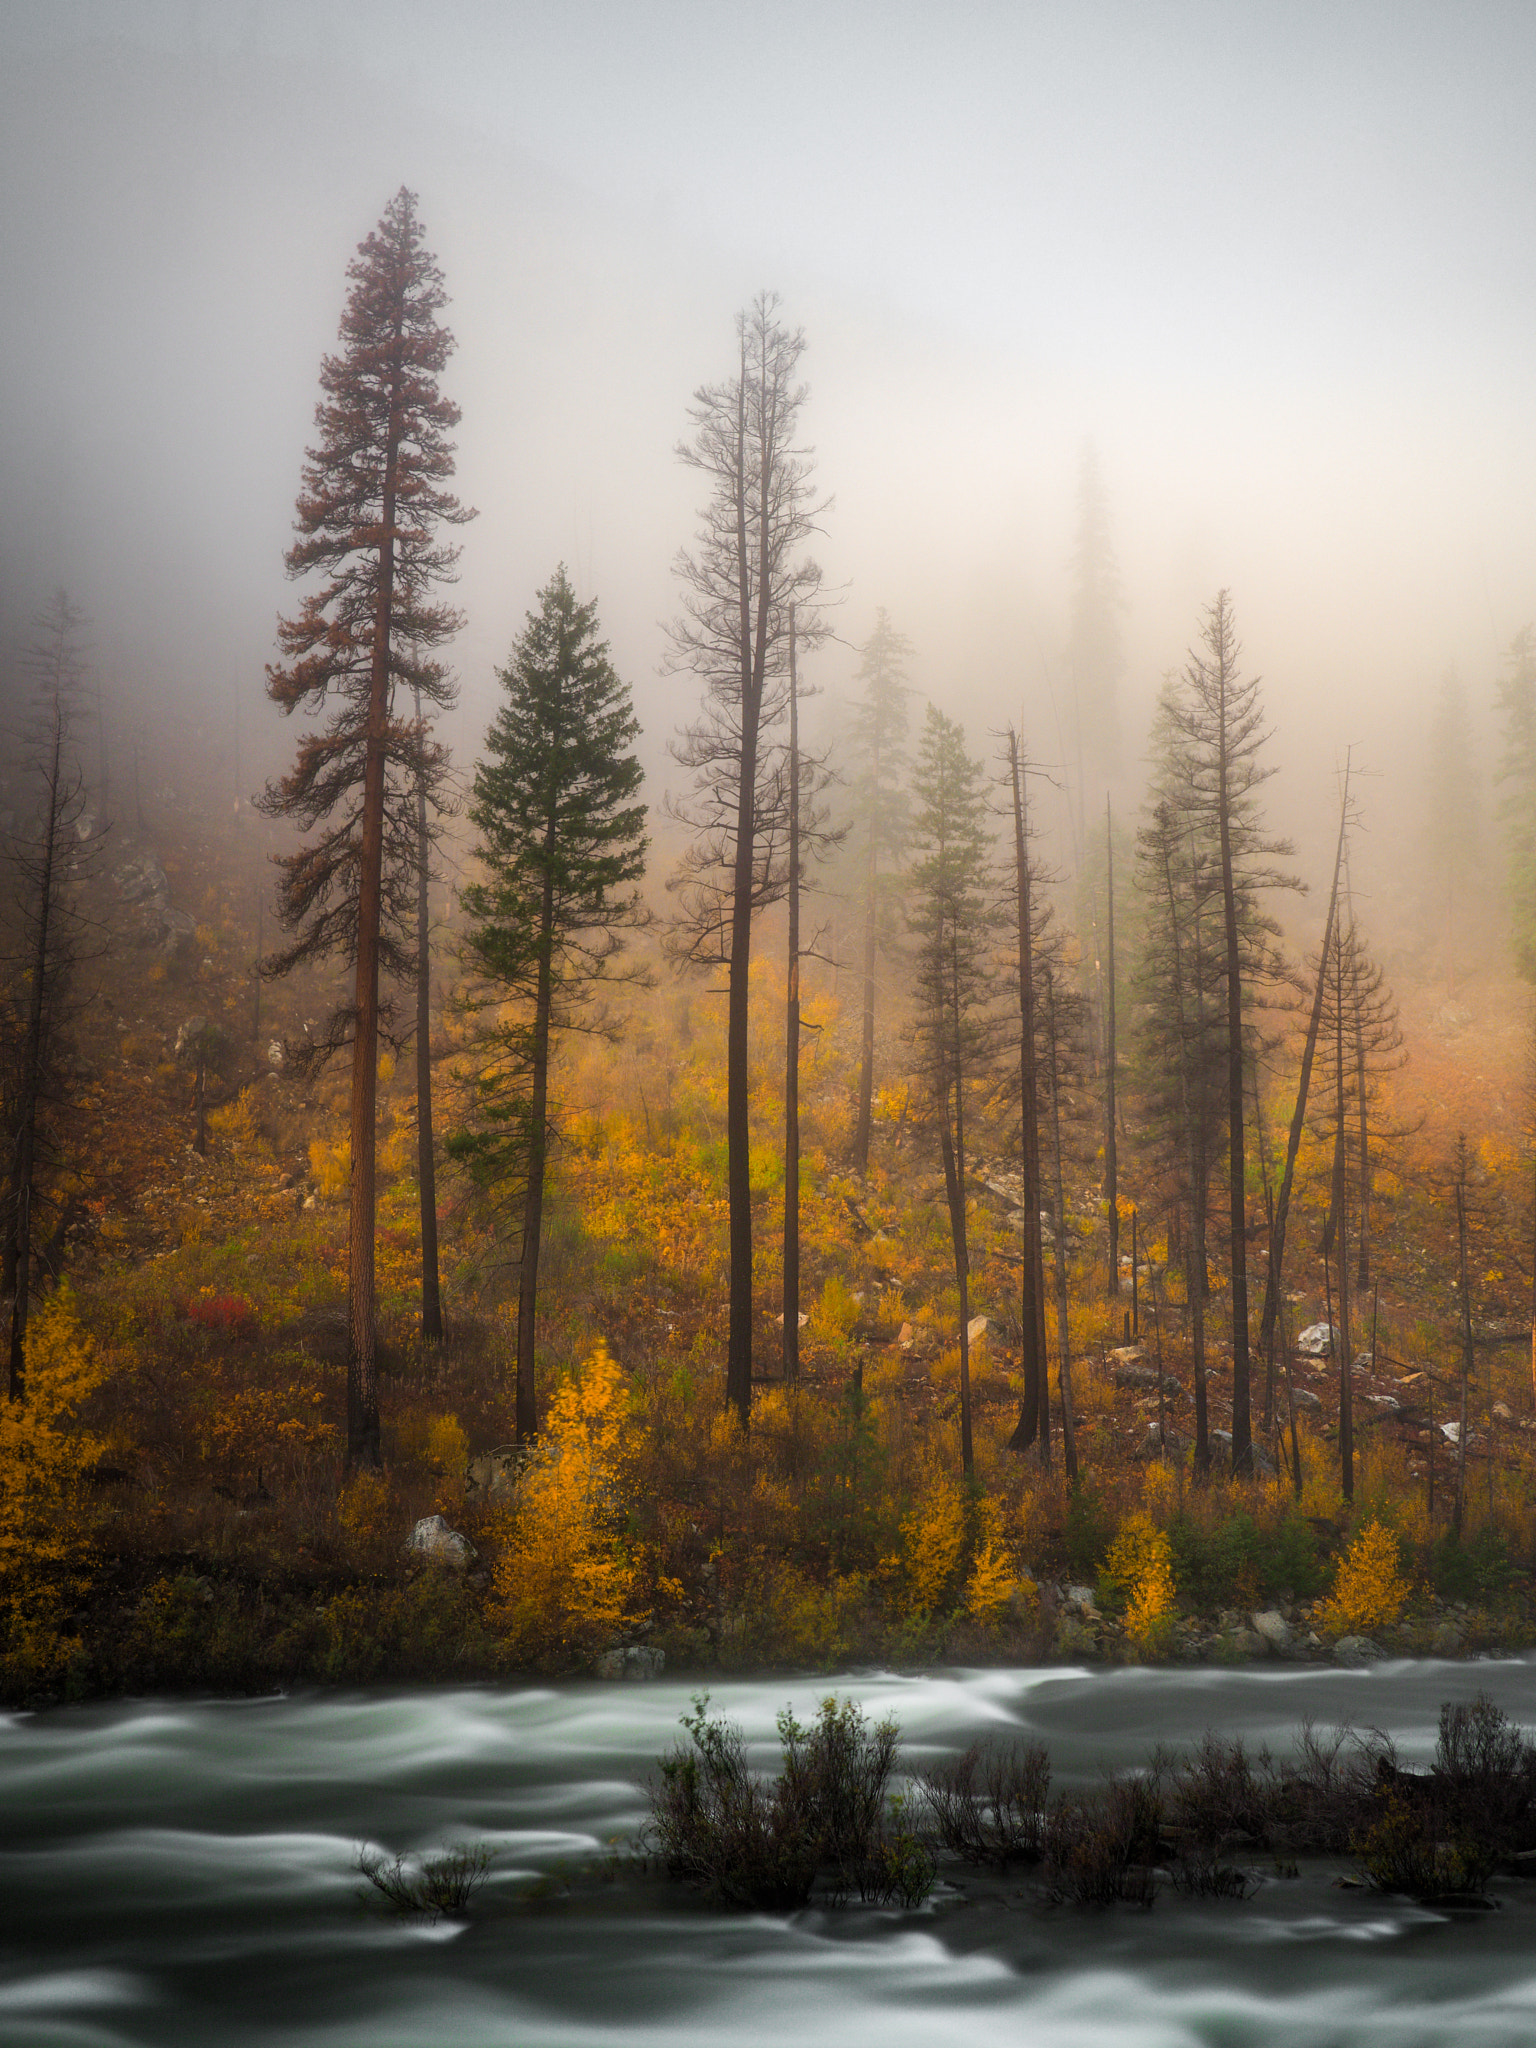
[1135,771,1223,1476]
[1309,884,1408,1303]
[3,592,92,1402]
[1066,443,1126,800]
[1162,592,1296,1478]
[1424,669,1480,990]
[258,188,472,1471]
[1003,728,1049,1462]
[780,604,844,1381]
[665,294,825,1428]
[847,609,913,1174]
[1257,777,1349,1429]
[1001,727,1074,1469]
[1495,626,1536,981]
[909,706,1000,1480]
[455,569,647,1444]
[1102,796,1120,1298]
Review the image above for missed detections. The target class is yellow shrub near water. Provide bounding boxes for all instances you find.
[1319,1519,1409,1637]
[1104,1510,1178,1654]
[0,1288,110,1681]
[899,1478,968,1617]
[490,1342,640,1663]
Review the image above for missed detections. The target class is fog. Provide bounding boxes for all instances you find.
[5,0,1535,910]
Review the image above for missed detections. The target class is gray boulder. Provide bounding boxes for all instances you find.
[1251,1609,1293,1654]
[1297,1322,1339,1358]
[1333,1633,1384,1668]
[405,1513,477,1568]
[593,1644,666,1681]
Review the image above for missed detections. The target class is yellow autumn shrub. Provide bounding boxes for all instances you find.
[1319,1519,1409,1637]
[308,1137,349,1198]
[0,1287,110,1681]
[425,1413,469,1484]
[963,1507,1025,1626]
[490,1342,640,1663]
[899,1477,968,1617]
[1104,1510,1178,1654]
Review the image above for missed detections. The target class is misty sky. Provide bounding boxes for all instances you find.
[4,0,1535,896]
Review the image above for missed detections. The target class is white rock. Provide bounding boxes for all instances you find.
[1251,1609,1293,1652]
[1296,1322,1338,1358]
[404,1514,477,1568]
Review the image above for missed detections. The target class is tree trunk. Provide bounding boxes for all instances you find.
[938,1029,974,1479]
[783,605,800,1383]
[1354,964,1372,1292]
[1104,796,1119,1298]
[1454,1153,1473,1538]
[1045,973,1069,1473]
[343,311,403,1471]
[1006,731,1048,1457]
[414,683,443,1345]
[514,809,558,1443]
[8,695,65,1403]
[1216,661,1254,1476]
[853,712,879,1175]
[725,345,759,1429]
[1259,787,1347,1421]
[1334,930,1353,1502]
[1156,822,1209,1476]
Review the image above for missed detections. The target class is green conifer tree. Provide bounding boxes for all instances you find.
[909,706,999,1479]
[455,568,648,1442]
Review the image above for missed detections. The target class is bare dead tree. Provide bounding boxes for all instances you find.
[665,295,826,1426]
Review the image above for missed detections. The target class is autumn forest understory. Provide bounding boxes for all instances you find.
[7,762,1536,1702]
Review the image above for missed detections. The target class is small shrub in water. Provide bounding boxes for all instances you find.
[648,1694,934,1910]
[1043,1778,1161,1907]
[1353,1796,1495,1901]
[1159,1732,1277,1849]
[1167,1846,1256,1899]
[1433,1692,1536,1849]
[357,1842,492,1920]
[921,1738,1050,1866]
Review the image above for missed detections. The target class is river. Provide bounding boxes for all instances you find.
[4,1658,1535,2047]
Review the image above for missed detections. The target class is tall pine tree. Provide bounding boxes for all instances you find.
[456,568,648,1443]
[909,707,999,1480]
[260,188,472,1469]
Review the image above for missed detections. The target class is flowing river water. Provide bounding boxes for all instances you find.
[5,1657,1536,2047]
